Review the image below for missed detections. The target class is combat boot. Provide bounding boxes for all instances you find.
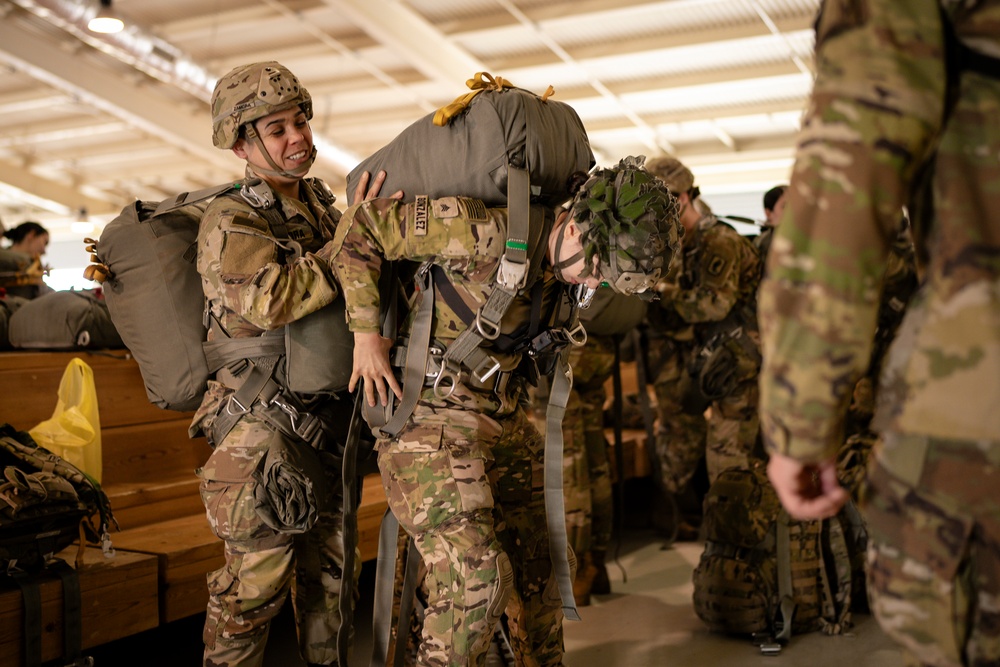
[572,551,598,606]
[590,549,611,595]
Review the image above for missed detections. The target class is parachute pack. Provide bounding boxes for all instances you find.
[86,178,352,412]
[347,72,594,209]
[692,460,862,654]
[7,289,123,351]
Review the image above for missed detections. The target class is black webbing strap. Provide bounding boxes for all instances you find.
[337,391,366,667]
[50,559,83,662]
[10,570,42,667]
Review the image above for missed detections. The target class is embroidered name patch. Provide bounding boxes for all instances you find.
[414,195,429,236]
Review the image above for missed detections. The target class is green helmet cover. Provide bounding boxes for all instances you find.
[570,156,681,295]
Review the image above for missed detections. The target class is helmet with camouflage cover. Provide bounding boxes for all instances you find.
[645,155,699,200]
[567,155,681,296]
[211,61,316,177]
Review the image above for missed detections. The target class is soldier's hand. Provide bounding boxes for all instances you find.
[351,170,404,205]
[766,452,848,520]
[351,331,403,407]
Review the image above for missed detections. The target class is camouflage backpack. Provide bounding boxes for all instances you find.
[692,459,857,654]
[0,423,116,572]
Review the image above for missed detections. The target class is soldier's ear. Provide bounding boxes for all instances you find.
[232,139,249,160]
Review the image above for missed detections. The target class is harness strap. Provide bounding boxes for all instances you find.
[394,538,421,667]
[9,570,42,667]
[377,268,435,439]
[337,391,366,667]
[774,510,795,643]
[371,508,401,667]
[50,559,82,662]
[202,334,285,373]
[544,349,582,621]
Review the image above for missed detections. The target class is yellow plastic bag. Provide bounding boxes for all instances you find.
[29,358,102,482]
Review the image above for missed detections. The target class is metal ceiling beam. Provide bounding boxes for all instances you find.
[0,155,114,216]
[327,0,486,86]
[0,18,233,166]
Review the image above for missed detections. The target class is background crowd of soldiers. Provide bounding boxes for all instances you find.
[547,155,919,608]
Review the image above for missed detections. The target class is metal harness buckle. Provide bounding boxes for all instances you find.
[496,254,529,291]
[433,361,461,399]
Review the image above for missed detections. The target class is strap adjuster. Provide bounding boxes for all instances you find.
[496,254,529,291]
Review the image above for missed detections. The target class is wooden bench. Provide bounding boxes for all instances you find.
[0,546,159,667]
[0,351,389,655]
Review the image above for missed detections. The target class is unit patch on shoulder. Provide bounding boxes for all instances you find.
[433,196,460,218]
[413,195,429,237]
[459,197,488,223]
[705,253,730,278]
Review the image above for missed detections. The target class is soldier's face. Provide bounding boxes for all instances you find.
[234,107,313,180]
[554,219,603,289]
[766,192,787,225]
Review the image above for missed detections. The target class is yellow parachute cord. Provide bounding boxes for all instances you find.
[432,72,516,127]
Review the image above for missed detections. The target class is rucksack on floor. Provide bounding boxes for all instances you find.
[346,72,594,208]
[692,461,857,652]
[7,289,123,350]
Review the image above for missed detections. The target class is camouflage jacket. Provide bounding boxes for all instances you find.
[758,0,1000,463]
[190,177,342,429]
[652,214,761,341]
[330,196,566,371]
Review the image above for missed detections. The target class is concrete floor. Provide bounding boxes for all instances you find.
[563,533,904,667]
[85,528,905,666]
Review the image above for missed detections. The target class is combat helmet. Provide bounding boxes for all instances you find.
[645,155,700,201]
[211,61,316,178]
[567,155,681,296]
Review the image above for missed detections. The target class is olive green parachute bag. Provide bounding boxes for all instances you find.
[86,179,353,412]
[346,72,595,208]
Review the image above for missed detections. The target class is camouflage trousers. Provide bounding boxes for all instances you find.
[377,382,565,667]
[652,340,759,492]
[198,414,353,667]
[865,431,1000,667]
[564,336,615,556]
[651,340,706,493]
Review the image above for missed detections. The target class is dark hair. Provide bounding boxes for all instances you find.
[763,185,788,212]
[565,171,590,199]
[2,221,48,244]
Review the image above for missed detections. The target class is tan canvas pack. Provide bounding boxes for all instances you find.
[692,461,858,653]
[89,180,353,412]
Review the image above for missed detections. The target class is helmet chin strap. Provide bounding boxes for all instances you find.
[245,125,316,180]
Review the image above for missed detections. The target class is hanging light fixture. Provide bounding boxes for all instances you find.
[87,0,124,34]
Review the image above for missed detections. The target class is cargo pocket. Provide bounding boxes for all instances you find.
[198,443,271,542]
[380,421,494,533]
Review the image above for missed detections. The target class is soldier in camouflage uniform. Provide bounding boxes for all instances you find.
[644,156,762,496]
[760,3,1000,665]
[329,158,680,666]
[561,333,617,604]
[189,62,389,667]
